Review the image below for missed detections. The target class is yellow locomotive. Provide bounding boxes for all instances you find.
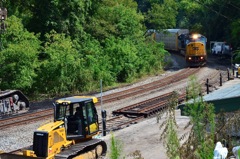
[184,33,207,66]
[150,29,207,67]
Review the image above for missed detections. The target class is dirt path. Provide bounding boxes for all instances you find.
[101,110,191,159]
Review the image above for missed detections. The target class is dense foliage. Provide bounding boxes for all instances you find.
[0,0,239,96]
[0,0,167,96]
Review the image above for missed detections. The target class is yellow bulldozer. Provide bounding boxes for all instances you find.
[0,96,107,159]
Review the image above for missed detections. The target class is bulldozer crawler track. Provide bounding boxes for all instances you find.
[0,153,44,159]
[55,139,107,159]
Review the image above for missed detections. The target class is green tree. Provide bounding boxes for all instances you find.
[0,0,170,95]
[145,0,178,30]
[86,0,145,43]
[27,0,92,40]
[177,0,240,48]
[4,0,34,25]
[85,0,168,83]
[77,34,116,91]
[136,0,152,13]
[230,19,240,47]
[36,31,81,95]
[104,37,139,82]
[0,16,40,92]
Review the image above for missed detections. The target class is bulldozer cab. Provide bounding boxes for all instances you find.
[54,96,99,140]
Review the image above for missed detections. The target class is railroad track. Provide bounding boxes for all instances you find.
[99,91,186,132]
[99,115,144,132]
[0,109,53,129]
[0,91,184,132]
[96,67,200,105]
[0,67,229,131]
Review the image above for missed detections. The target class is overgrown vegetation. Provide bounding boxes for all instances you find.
[180,76,215,159]
[159,76,240,158]
[159,91,180,159]
[109,133,123,159]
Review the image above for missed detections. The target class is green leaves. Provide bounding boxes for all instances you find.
[86,0,145,42]
[0,0,170,96]
[37,31,81,95]
[160,92,181,159]
[184,75,215,159]
[105,37,139,82]
[109,133,123,159]
[145,1,178,30]
[0,16,40,91]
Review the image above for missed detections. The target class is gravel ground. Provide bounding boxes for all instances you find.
[0,119,53,152]
[0,54,233,158]
[101,109,192,159]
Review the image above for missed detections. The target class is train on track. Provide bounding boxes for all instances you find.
[0,90,29,117]
[149,29,207,67]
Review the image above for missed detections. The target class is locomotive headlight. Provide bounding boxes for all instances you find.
[192,34,198,40]
[188,57,192,60]
[62,102,68,105]
[200,56,204,60]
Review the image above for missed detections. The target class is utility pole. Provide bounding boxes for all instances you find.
[100,79,106,136]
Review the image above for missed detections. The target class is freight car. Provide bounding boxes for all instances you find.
[0,90,29,117]
[150,29,207,67]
